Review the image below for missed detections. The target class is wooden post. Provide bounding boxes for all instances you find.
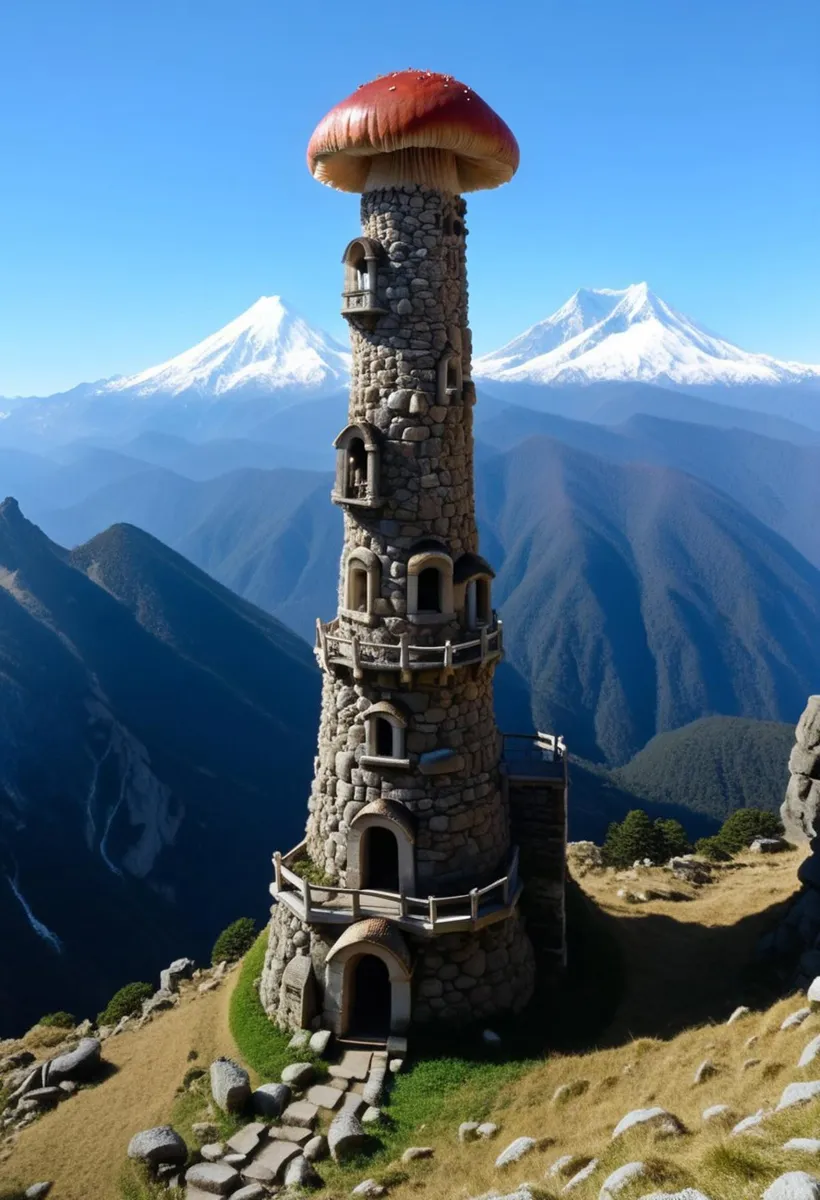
[428,895,437,927]
[273,851,282,893]
[351,634,363,680]
[301,876,311,919]
[443,641,453,681]
[399,892,408,918]
[316,618,329,670]
[400,631,411,682]
[470,887,479,928]
[351,890,361,919]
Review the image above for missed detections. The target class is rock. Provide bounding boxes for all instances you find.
[668,858,711,885]
[141,989,177,1018]
[304,1134,328,1162]
[362,1106,382,1125]
[159,956,195,993]
[225,1122,267,1156]
[283,1154,322,1189]
[24,1186,53,1199]
[495,1136,536,1168]
[762,1174,820,1200]
[401,1146,433,1162]
[210,1057,250,1113]
[799,1035,820,1067]
[783,1007,812,1030]
[562,1158,599,1190]
[192,1122,219,1142]
[46,1037,101,1083]
[599,1163,646,1197]
[328,1109,368,1163]
[58,1080,78,1097]
[24,1087,61,1109]
[309,1029,332,1056]
[785,1141,820,1153]
[184,1162,240,1194]
[351,1183,385,1197]
[306,1083,345,1110]
[634,1193,714,1200]
[288,1030,310,1050]
[751,837,787,853]
[726,1005,751,1025]
[810,976,820,1006]
[200,1143,225,1162]
[483,1029,501,1046]
[232,1188,267,1200]
[269,1124,311,1145]
[612,1107,685,1141]
[127,1125,188,1166]
[477,1122,499,1139]
[239,1159,277,1186]
[702,1104,733,1123]
[251,1082,290,1118]
[281,1061,315,1088]
[282,1099,318,1128]
[694,1059,718,1084]
[244,1139,299,1181]
[778,1081,820,1110]
[223,1154,247,1168]
[549,1155,590,1178]
[459,1121,480,1142]
[389,1058,403,1074]
[732,1108,770,1134]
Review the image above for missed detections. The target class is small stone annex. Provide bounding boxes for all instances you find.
[260,69,568,1043]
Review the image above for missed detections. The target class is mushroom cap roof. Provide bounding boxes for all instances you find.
[327,918,412,973]
[307,69,519,193]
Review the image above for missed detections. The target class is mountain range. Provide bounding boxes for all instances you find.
[0,501,319,1033]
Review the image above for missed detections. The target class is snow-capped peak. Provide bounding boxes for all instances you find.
[474,285,820,387]
[98,296,350,399]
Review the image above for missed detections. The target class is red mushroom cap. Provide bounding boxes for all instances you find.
[307,69,519,193]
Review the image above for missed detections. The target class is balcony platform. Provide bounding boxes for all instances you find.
[315,615,503,680]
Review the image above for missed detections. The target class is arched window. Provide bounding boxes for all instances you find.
[361,702,409,767]
[454,552,495,629]
[437,349,462,404]
[341,237,385,324]
[333,423,381,509]
[346,799,416,895]
[344,548,381,623]
[407,545,454,622]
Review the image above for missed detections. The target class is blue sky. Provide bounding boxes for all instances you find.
[0,0,817,395]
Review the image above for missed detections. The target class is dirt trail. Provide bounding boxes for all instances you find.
[0,971,240,1200]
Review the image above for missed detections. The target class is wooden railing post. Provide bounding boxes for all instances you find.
[428,895,437,927]
[316,618,330,670]
[351,634,363,680]
[399,892,408,918]
[301,876,311,919]
[273,851,282,893]
[470,887,479,928]
[351,890,361,919]
[443,641,453,679]
[400,631,411,682]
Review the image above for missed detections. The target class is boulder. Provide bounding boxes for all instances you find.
[184,1162,240,1194]
[612,1107,686,1141]
[762,1174,820,1200]
[210,1057,250,1113]
[809,977,820,1006]
[251,1082,290,1118]
[495,1136,536,1168]
[459,1121,480,1142]
[634,1193,714,1200]
[562,1158,599,1190]
[127,1125,187,1166]
[600,1163,646,1197]
[281,1061,315,1088]
[726,1006,751,1025]
[785,1141,820,1153]
[225,1123,267,1156]
[731,1108,770,1134]
[799,1035,820,1067]
[783,1007,813,1030]
[309,1029,332,1056]
[548,1155,590,1178]
[304,1134,329,1162]
[362,1106,382,1125]
[288,1030,310,1050]
[141,989,177,1018]
[283,1154,322,1189]
[477,1122,499,1139]
[751,838,787,853]
[702,1104,733,1124]
[46,1037,101,1083]
[160,956,195,993]
[200,1144,225,1162]
[778,1081,820,1110]
[328,1109,368,1163]
[282,1098,319,1128]
[231,1188,266,1200]
[24,1187,53,1200]
[693,1060,718,1084]
[401,1146,433,1162]
[797,698,820,752]
[351,1183,385,1198]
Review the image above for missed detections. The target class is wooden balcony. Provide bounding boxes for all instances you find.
[271,841,522,938]
[315,615,503,680]
[341,288,387,322]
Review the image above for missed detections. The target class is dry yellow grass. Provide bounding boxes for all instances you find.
[0,970,242,1200]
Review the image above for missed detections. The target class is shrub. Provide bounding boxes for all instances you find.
[655,818,691,860]
[37,1011,76,1029]
[716,807,783,854]
[97,981,153,1027]
[212,917,256,966]
[695,835,732,862]
[602,810,662,867]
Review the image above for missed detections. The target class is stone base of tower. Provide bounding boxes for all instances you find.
[260,902,534,1036]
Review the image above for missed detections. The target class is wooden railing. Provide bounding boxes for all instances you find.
[315,615,503,679]
[271,840,521,936]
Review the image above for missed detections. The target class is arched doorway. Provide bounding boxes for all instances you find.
[417,566,442,613]
[362,825,399,892]
[348,954,391,1038]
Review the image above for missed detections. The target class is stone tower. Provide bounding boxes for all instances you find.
[261,70,566,1042]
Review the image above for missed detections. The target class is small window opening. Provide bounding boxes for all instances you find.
[476,578,491,624]
[349,565,368,613]
[446,359,459,391]
[452,219,463,236]
[375,717,394,758]
[418,567,442,614]
[346,438,368,498]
